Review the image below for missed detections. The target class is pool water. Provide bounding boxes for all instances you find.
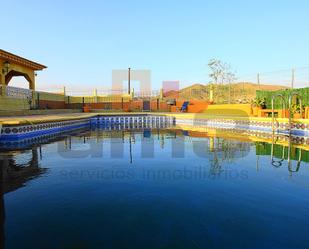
[1,128,309,249]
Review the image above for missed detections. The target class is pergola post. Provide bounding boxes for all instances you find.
[28,72,36,109]
[0,73,5,96]
[29,71,35,90]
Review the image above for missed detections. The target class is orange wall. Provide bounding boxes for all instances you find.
[151,101,159,110]
[39,100,66,109]
[159,102,170,111]
[87,102,130,111]
[43,100,172,112]
[130,100,143,110]
[187,100,209,113]
[171,100,209,113]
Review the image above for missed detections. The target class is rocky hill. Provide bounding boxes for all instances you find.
[164,82,288,103]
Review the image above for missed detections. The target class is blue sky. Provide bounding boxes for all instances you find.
[2,0,309,92]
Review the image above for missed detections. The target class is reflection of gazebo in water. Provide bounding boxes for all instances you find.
[0,147,47,249]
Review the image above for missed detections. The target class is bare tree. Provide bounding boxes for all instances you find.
[208,59,237,103]
[208,59,236,84]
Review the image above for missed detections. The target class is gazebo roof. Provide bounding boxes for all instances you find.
[0,49,47,71]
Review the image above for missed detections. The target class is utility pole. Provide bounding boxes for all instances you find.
[257,73,260,90]
[128,67,131,94]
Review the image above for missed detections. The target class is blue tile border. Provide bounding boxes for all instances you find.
[0,114,308,146]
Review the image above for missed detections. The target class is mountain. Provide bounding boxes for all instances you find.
[164,82,288,103]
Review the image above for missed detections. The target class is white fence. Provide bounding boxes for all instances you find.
[0,86,32,99]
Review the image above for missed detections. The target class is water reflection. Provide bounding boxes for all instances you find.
[256,141,308,172]
[57,128,309,178]
[56,129,252,168]
[0,147,47,249]
[0,128,308,249]
[0,168,4,249]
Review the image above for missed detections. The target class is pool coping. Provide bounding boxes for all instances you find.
[1,112,309,126]
[0,112,308,147]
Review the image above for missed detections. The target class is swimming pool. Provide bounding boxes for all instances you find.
[1,125,309,249]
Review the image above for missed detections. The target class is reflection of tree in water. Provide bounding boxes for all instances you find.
[0,147,47,249]
[208,137,251,176]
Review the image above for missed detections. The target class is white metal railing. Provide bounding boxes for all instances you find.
[271,93,286,133]
[133,90,160,98]
[2,86,33,99]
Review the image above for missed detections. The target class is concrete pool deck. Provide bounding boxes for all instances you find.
[0,112,174,125]
[0,113,98,125]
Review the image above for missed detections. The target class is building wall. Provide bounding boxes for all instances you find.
[0,97,29,111]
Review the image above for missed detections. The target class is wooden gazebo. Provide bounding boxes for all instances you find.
[0,49,46,94]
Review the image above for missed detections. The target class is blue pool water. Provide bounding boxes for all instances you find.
[1,128,309,249]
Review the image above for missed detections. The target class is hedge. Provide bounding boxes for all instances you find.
[256,87,309,109]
